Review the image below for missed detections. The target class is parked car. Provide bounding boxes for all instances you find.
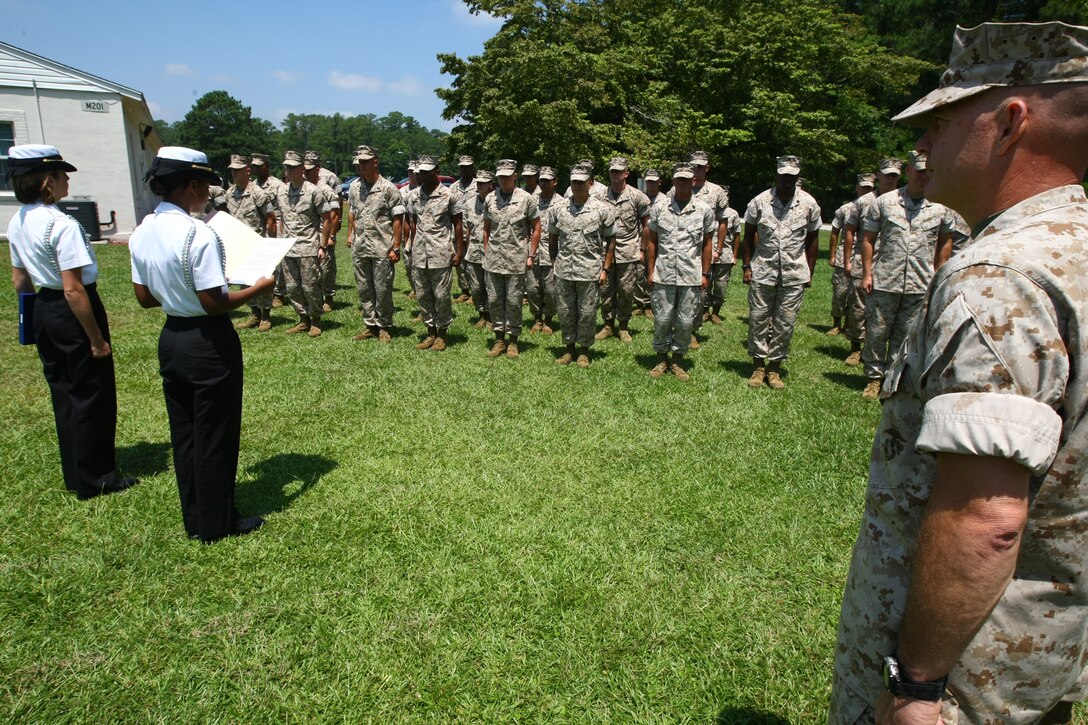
[339,176,357,199]
[395,175,455,189]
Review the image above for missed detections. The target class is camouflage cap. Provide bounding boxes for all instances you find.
[282,150,304,167]
[417,155,438,172]
[893,21,1088,125]
[857,172,876,187]
[908,150,929,171]
[475,169,495,183]
[538,165,557,180]
[576,158,595,171]
[673,162,695,179]
[458,155,475,166]
[228,154,249,170]
[689,150,710,166]
[354,145,377,162]
[521,163,539,176]
[776,155,802,175]
[250,153,270,166]
[608,156,628,171]
[408,159,419,173]
[879,158,903,175]
[496,159,517,176]
[570,165,591,182]
[303,150,321,169]
[643,168,661,181]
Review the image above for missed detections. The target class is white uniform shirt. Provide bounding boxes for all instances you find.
[130,202,227,317]
[8,203,97,289]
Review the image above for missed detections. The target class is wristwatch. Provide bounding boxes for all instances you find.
[882,655,947,702]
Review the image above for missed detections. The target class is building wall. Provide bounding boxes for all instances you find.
[1,86,153,236]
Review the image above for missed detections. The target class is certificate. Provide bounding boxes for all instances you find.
[205,211,294,286]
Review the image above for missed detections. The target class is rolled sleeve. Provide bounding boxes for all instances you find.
[917,392,1062,476]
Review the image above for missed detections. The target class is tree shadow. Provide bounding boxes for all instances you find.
[236,453,335,517]
[117,441,171,479]
[824,370,867,392]
[714,706,790,724]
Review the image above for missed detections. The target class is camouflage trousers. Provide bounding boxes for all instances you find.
[633,259,650,308]
[831,266,849,318]
[319,245,336,300]
[485,271,525,337]
[402,248,416,294]
[747,282,805,362]
[273,262,286,298]
[556,277,599,348]
[845,275,867,342]
[651,284,698,354]
[464,262,488,317]
[692,287,706,333]
[246,285,272,311]
[599,261,637,324]
[283,255,323,320]
[352,254,395,329]
[412,266,453,331]
[455,261,471,295]
[862,290,924,380]
[525,264,556,319]
[707,262,734,309]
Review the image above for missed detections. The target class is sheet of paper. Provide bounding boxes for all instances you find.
[205,211,294,286]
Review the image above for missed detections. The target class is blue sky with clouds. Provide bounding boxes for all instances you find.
[2,0,502,131]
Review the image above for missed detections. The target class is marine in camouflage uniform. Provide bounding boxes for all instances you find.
[843,160,902,366]
[683,151,730,346]
[275,150,337,337]
[452,155,478,303]
[401,160,420,300]
[407,154,464,351]
[250,153,286,304]
[526,166,560,333]
[741,155,822,390]
[462,170,494,328]
[548,165,616,368]
[831,21,1088,724]
[633,168,664,315]
[707,203,741,325]
[346,145,405,343]
[827,176,874,337]
[304,151,342,310]
[645,163,715,381]
[482,159,540,359]
[521,163,539,197]
[564,159,609,201]
[224,154,276,331]
[859,151,954,400]
[595,157,650,344]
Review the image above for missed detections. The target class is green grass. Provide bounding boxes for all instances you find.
[0,235,880,723]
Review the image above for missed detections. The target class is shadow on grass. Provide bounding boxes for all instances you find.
[117,441,171,479]
[237,453,335,517]
[714,706,789,724]
[824,370,867,392]
[808,322,835,335]
[812,344,850,361]
[720,359,754,381]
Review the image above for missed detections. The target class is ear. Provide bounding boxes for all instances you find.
[996,97,1029,156]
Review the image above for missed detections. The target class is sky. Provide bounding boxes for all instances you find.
[2,0,503,131]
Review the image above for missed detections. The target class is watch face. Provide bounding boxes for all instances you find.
[882,656,899,692]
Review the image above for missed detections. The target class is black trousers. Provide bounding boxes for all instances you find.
[34,285,120,499]
[158,315,243,541]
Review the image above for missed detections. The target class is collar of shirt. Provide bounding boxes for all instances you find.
[770,189,801,213]
[156,201,192,216]
[975,184,1088,240]
[667,197,701,215]
[896,187,929,213]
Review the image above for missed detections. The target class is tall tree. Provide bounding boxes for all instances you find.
[174,91,275,175]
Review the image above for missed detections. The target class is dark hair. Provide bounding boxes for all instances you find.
[13,170,60,205]
[149,175,196,198]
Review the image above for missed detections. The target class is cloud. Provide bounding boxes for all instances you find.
[328,71,383,92]
[387,76,422,96]
[210,74,234,84]
[449,0,503,26]
[271,70,302,84]
[164,63,193,76]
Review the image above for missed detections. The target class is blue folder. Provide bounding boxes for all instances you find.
[18,291,36,345]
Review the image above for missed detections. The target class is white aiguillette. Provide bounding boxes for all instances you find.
[204,211,294,286]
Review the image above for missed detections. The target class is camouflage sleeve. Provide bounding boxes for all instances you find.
[832,206,845,231]
[254,187,273,217]
[449,193,463,218]
[526,194,540,221]
[728,210,741,237]
[547,206,559,236]
[744,196,760,226]
[807,198,821,231]
[938,203,955,235]
[317,187,338,215]
[387,186,406,217]
[634,189,650,221]
[647,202,660,233]
[600,203,616,237]
[716,190,729,222]
[861,196,882,233]
[915,266,1067,475]
[702,205,716,235]
[845,199,861,229]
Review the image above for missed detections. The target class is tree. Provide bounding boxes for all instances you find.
[174,91,275,176]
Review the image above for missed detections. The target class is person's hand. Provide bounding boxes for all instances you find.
[743,267,752,285]
[346,235,354,247]
[844,260,852,275]
[713,251,720,263]
[875,692,943,725]
[526,256,534,269]
[862,274,873,295]
[638,251,644,263]
[452,253,462,267]
[701,275,709,290]
[318,247,327,261]
[647,270,653,291]
[252,276,276,292]
[599,269,607,285]
[388,248,400,263]
[90,338,112,359]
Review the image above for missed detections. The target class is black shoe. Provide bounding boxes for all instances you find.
[101,476,139,495]
[235,516,265,536]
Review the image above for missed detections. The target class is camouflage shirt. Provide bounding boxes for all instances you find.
[274,181,337,257]
[548,196,616,282]
[691,179,730,222]
[408,183,462,269]
[226,181,273,235]
[846,191,880,278]
[602,184,651,263]
[832,185,1088,723]
[531,192,563,267]
[717,207,742,265]
[348,175,405,258]
[317,167,341,194]
[648,197,714,287]
[452,178,478,208]
[463,192,488,264]
[254,175,286,214]
[564,180,609,201]
[830,201,852,268]
[744,188,822,286]
[484,187,539,275]
[950,209,973,257]
[863,188,954,294]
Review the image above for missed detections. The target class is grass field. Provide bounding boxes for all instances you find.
[1,235,884,723]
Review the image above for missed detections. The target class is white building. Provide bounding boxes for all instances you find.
[0,41,161,238]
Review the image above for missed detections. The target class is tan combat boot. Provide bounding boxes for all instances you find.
[378,329,392,343]
[689,335,701,350]
[257,319,272,332]
[353,328,376,341]
[555,351,574,366]
[618,329,633,343]
[307,319,322,337]
[430,331,448,351]
[286,317,311,335]
[416,329,437,349]
[594,325,614,341]
[506,340,519,359]
[487,340,507,358]
[748,366,766,388]
[863,380,882,399]
[671,358,691,382]
[826,326,841,336]
[844,349,862,367]
[235,313,260,330]
[767,371,785,389]
[649,355,669,379]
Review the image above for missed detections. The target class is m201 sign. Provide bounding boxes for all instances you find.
[82,100,108,113]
